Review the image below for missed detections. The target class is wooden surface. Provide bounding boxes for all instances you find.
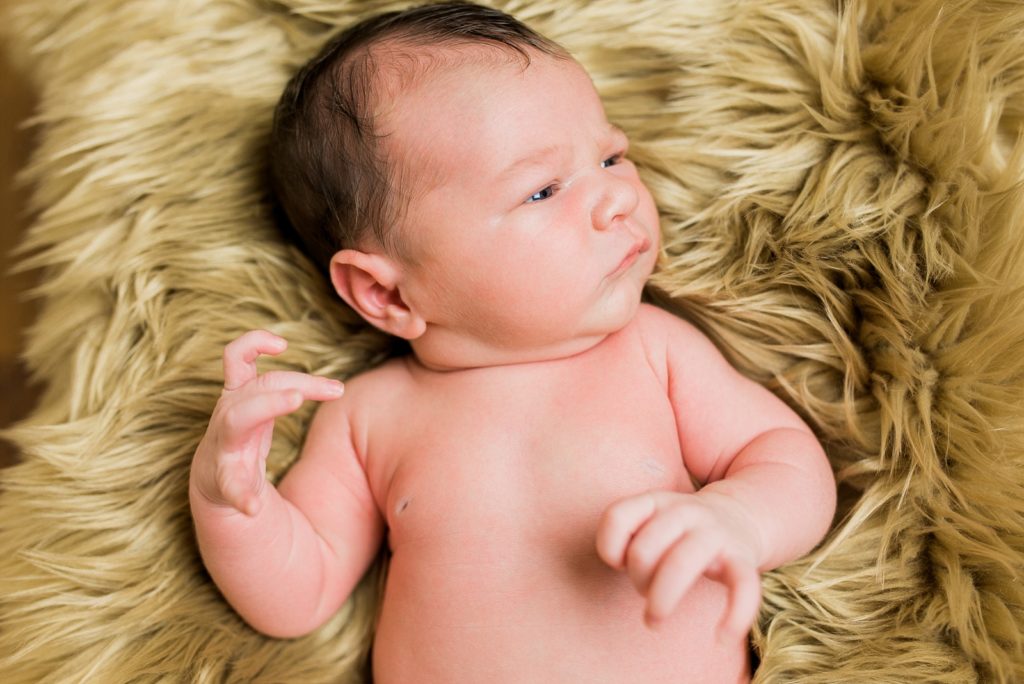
[1,32,41,469]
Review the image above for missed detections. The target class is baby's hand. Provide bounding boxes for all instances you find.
[595,489,763,639]
[190,330,344,517]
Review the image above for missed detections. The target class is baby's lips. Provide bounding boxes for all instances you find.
[608,236,650,277]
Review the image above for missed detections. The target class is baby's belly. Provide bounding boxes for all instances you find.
[372,531,750,683]
[363,337,751,682]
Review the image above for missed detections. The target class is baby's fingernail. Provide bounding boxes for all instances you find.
[327,380,345,395]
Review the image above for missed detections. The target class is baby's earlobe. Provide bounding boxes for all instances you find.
[385,304,427,340]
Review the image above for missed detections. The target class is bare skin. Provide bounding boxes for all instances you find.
[190,48,836,683]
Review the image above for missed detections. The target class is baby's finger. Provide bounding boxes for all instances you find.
[218,389,303,449]
[713,556,762,640]
[596,491,658,570]
[223,330,287,391]
[257,370,345,401]
[644,532,719,626]
[623,503,700,594]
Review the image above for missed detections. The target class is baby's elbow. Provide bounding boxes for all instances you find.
[803,433,837,538]
[232,592,338,640]
[239,553,360,639]
[243,580,356,639]
[770,427,837,538]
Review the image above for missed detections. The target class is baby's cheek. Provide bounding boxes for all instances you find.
[636,183,660,223]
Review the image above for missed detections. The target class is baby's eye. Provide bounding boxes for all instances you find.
[601,154,624,169]
[526,185,557,203]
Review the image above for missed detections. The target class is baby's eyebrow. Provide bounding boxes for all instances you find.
[497,143,561,181]
[497,125,628,182]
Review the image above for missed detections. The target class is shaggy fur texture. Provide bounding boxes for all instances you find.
[2,0,1023,681]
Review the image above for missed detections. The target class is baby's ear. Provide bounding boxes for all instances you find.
[329,249,427,340]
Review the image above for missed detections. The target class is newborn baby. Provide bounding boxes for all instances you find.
[190,3,836,682]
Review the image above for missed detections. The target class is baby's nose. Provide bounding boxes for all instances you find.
[592,174,639,231]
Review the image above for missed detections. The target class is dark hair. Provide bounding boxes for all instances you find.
[268,1,570,274]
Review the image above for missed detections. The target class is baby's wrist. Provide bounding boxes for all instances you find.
[692,486,765,568]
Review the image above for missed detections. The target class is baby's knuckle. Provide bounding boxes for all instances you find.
[626,538,656,568]
[606,506,634,534]
[261,371,291,390]
[223,336,245,360]
[221,405,244,433]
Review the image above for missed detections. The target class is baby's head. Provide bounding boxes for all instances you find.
[270,1,661,369]
[270,1,569,269]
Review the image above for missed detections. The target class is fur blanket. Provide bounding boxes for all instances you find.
[2,0,1022,681]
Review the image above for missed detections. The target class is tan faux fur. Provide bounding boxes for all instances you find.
[2,0,1022,681]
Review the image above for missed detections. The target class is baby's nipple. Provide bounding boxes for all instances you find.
[394,496,413,516]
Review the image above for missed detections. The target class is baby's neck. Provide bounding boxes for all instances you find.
[407,329,612,373]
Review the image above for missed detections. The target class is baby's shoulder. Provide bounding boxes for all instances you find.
[634,302,696,348]
[315,355,410,423]
[337,355,413,407]
[632,302,721,366]
[313,355,413,453]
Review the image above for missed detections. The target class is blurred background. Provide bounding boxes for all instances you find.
[1,23,41,470]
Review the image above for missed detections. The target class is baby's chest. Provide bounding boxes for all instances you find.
[373,365,691,555]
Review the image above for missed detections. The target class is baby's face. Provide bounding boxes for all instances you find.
[383,49,660,355]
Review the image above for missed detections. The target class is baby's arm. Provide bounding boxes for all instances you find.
[189,331,385,638]
[596,305,836,635]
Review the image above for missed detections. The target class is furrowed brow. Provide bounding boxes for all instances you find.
[498,124,627,182]
[497,143,561,181]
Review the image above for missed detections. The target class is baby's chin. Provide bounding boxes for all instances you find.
[577,282,646,338]
[611,263,652,314]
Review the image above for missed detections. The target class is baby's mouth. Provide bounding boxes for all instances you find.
[607,236,651,278]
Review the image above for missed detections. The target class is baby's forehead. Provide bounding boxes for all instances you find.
[366,38,532,107]
[366,40,600,203]
[370,41,559,174]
